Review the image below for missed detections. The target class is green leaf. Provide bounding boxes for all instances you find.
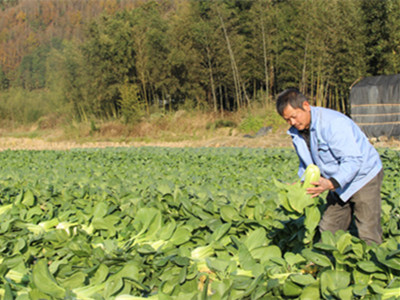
[238,244,256,270]
[104,276,123,298]
[302,249,333,267]
[132,207,162,239]
[351,238,365,257]
[220,205,240,222]
[91,264,109,285]
[320,270,351,298]
[116,261,140,281]
[290,274,316,285]
[206,257,235,273]
[72,282,106,300]
[91,215,120,235]
[299,283,320,300]
[29,289,50,300]
[313,242,337,252]
[352,283,369,297]
[244,227,267,251]
[157,181,173,195]
[304,206,320,232]
[320,230,336,247]
[383,250,400,271]
[376,247,400,271]
[284,252,306,266]
[59,271,86,289]
[370,283,400,299]
[0,204,12,216]
[382,257,400,271]
[251,245,281,264]
[22,189,35,207]
[179,265,187,284]
[191,245,214,260]
[353,269,371,286]
[277,191,296,213]
[92,202,108,218]
[32,260,66,299]
[115,295,158,300]
[158,219,177,241]
[336,232,353,254]
[303,206,321,243]
[210,222,231,241]
[170,227,191,245]
[3,282,13,300]
[287,183,314,213]
[357,261,383,273]
[337,286,353,300]
[283,280,302,297]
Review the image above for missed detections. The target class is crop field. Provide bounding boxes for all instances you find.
[0,147,399,299]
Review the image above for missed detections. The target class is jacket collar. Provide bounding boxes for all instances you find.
[309,106,317,131]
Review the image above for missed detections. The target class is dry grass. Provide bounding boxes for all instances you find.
[88,110,245,142]
[0,106,398,151]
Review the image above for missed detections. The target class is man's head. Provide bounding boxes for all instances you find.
[276,88,311,131]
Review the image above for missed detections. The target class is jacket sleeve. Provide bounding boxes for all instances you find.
[290,130,314,180]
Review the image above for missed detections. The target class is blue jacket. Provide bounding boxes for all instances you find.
[289,106,382,202]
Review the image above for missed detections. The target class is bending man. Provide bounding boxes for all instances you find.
[276,88,383,245]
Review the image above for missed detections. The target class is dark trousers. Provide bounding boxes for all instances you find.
[319,169,384,245]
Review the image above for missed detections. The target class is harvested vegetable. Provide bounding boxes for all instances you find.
[302,164,321,189]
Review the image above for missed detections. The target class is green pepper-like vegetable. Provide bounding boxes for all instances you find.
[302,164,320,189]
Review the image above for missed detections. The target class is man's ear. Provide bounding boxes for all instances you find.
[302,101,311,111]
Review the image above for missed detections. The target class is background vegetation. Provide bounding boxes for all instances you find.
[1,0,400,138]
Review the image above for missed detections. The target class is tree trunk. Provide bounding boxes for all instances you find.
[261,19,269,106]
[219,84,224,117]
[301,34,309,94]
[206,46,218,113]
[218,8,242,110]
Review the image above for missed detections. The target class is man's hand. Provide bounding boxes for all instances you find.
[306,177,334,198]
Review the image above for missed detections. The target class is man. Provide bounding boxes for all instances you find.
[276,88,383,245]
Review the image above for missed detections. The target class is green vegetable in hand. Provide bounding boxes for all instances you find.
[302,164,320,189]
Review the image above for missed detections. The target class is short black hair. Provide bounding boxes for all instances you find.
[276,88,308,116]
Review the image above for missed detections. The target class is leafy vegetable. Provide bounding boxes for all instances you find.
[302,164,320,189]
[0,147,397,299]
[32,260,66,298]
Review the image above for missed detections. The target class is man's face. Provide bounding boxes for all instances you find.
[282,101,311,131]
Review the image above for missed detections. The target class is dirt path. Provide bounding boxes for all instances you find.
[0,135,292,151]
[0,131,398,151]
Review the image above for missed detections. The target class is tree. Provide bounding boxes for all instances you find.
[381,0,400,75]
[0,66,9,90]
[248,0,279,104]
[273,1,306,92]
[273,0,366,112]
[361,0,390,75]
[17,44,50,90]
[168,0,220,111]
[81,12,136,118]
[129,1,170,113]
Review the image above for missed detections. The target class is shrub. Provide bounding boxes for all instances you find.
[239,115,265,133]
[206,119,237,130]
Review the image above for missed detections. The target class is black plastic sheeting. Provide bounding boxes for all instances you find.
[350,74,400,138]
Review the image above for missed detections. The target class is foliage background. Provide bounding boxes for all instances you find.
[1,0,400,133]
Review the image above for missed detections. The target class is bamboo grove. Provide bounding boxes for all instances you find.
[1,0,400,123]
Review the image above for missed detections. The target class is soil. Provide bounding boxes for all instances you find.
[0,128,398,151]
[0,134,292,151]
